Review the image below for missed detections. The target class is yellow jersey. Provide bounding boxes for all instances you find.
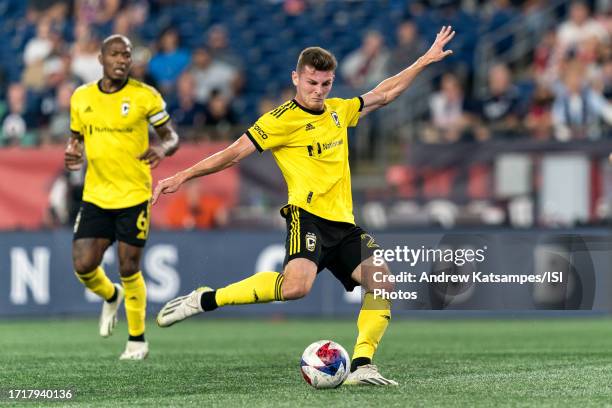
[246,97,363,224]
[70,78,170,209]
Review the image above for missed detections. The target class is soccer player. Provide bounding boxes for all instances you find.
[65,35,180,360]
[154,26,455,383]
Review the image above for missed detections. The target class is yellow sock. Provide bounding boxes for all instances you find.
[215,271,284,307]
[121,271,147,337]
[352,292,391,361]
[75,266,115,301]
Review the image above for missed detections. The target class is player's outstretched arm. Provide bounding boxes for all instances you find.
[65,131,84,171]
[152,134,256,204]
[139,121,180,169]
[360,26,455,117]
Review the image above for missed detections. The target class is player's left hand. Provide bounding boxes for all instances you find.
[424,26,455,64]
[152,174,184,205]
[139,146,166,168]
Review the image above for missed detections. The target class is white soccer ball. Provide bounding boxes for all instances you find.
[300,340,350,389]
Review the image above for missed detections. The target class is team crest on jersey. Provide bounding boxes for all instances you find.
[121,101,130,117]
[305,232,317,252]
[330,111,341,127]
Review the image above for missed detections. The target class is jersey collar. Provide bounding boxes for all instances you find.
[293,98,325,115]
[97,78,129,94]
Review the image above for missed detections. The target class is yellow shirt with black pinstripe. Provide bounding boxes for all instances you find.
[70,78,170,209]
[246,97,363,225]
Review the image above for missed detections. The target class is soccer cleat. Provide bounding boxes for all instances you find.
[156,287,213,327]
[344,364,399,386]
[99,284,124,338]
[119,341,149,360]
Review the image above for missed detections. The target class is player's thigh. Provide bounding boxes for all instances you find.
[350,255,393,293]
[282,205,322,267]
[281,258,318,299]
[115,201,150,248]
[72,202,114,273]
[72,238,112,273]
[117,241,144,278]
[327,227,389,292]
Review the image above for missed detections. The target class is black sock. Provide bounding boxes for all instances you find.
[129,334,145,342]
[350,357,371,372]
[106,286,118,303]
[200,290,218,312]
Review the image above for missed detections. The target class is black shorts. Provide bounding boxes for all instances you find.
[73,200,150,247]
[281,205,380,291]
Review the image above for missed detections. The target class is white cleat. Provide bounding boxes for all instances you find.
[119,341,149,360]
[99,284,124,338]
[156,287,213,327]
[344,364,399,386]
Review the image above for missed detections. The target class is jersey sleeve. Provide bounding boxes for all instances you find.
[345,96,364,128]
[69,90,82,134]
[145,87,170,127]
[245,112,288,152]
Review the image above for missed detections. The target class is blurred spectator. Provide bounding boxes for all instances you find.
[471,63,522,139]
[165,181,228,229]
[75,0,121,27]
[189,46,239,103]
[42,81,75,145]
[556,1,609,53]
[71,23,103,84]
[148,28,191,94]
[167,71,206,129]
[532,29,559,82]
[129,47,157,88]
[22,16,66,91]
[112,6,147,49]
[483,0,519,55]
[525,82,554,140]
[23,16,54,67]
[341,30,389,90]
[204,89,238,128]
[206,24,243,69]
[424,73,471,143]
[45,167,85,227]
[552,62,612,141]
[387,21,426,74]
[0,83,39,146]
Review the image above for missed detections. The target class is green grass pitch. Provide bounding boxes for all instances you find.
[1,318,612,407]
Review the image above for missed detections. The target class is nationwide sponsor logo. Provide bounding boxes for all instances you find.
[322,139,343,150]
[93,126,134,133]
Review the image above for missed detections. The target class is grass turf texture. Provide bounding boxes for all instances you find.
[1,318,611,407]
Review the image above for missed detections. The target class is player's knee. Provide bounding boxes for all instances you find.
[281,280,311,300]
[118,261,139,278]
[73,255,100,275]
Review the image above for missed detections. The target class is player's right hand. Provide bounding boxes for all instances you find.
[152,175,183,205]
[64,138,84,171]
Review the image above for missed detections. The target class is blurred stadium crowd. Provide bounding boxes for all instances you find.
[0,0,610,230]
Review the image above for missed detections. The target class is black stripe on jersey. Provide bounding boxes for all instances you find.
[358,96,364,112]
[245,130,263,153]
[270,101,294,118]
[272,102,295,118]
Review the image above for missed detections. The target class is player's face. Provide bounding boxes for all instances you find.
[293,66,334,111]
[100,40,132,81]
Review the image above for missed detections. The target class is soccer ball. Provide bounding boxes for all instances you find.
[300,340,350,389]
